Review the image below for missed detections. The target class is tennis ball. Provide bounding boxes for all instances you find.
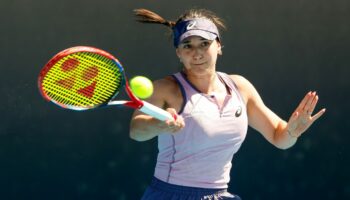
[130,76,154,99]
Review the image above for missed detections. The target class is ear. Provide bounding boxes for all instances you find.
[176,49,182,62]
[176,48,180,58]
[218,48,222,55]
[217,43,223,55]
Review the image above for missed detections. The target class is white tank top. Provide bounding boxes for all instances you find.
[154,72,248,189]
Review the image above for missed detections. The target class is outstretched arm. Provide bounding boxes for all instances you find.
[231,75,326,149]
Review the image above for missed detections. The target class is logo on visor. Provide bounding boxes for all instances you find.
[186,21,196,30]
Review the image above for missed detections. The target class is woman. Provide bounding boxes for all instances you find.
[129,8,326,200]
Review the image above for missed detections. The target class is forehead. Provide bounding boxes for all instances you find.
[180,36,211,44]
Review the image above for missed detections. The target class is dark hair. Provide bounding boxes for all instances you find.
[134,8,226,35]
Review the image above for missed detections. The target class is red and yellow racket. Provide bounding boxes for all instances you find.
[38,46,172,121]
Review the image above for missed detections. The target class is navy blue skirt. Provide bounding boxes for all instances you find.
[141,177,241,200]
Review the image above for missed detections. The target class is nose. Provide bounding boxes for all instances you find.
[193,47,203,60]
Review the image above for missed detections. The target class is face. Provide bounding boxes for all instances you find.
[176,36,222,76]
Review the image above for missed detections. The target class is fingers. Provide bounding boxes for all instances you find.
[166,108,178,121]
[307,93,319,115]
[165,108,185,133]
[302,91,317,114]
[297,91,322,117]
[302,91,314,113]
[297,91,312,112]
[311,108,326,122]
[287,92,326,137]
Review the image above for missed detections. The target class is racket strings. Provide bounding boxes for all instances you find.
[45,63,119,106]
[42,52,123,108]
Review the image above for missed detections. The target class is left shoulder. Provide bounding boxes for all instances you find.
[217,72,252,90]
[226,74,257,104]
[227,74,250,86]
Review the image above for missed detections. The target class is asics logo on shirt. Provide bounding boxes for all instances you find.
[235,106,242,117]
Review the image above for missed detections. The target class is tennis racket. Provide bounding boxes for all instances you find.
[38,46,173,121]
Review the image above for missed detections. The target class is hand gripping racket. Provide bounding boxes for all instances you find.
[38,46,173,121]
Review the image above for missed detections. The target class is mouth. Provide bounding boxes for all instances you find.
[192,62,206,66]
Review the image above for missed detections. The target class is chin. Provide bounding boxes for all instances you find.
[188,67,214,76]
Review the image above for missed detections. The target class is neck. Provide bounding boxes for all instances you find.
[182,70,224,94]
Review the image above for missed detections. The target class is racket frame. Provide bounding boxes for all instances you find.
[38,46,173,121]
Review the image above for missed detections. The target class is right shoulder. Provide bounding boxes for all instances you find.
[150,75,183,111]
[153,75,179,94]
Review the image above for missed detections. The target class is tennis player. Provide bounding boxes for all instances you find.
[129,8,326,200]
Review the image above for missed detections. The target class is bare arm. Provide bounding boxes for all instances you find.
[129,77,185,142]
[231,75,326,149]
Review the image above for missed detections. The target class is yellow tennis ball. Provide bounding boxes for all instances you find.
[130,76,154,99]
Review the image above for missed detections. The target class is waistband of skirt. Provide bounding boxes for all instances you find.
[150,177,228,196]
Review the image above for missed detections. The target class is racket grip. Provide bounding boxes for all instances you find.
[139,101,174,121]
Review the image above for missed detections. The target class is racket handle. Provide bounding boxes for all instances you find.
[139,101,174,121]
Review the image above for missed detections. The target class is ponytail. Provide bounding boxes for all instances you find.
[134,8,176,29]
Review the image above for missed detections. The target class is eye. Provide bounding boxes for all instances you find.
[181,44,192,49]
[200,41,211,47]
